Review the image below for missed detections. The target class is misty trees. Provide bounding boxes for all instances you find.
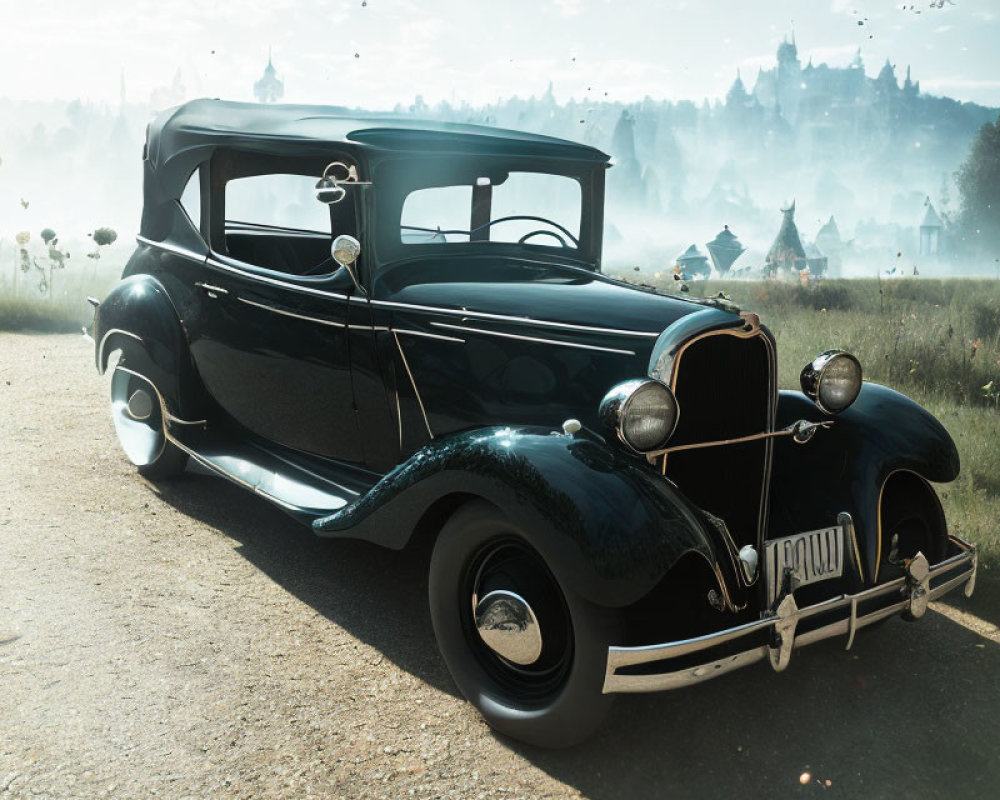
[956,114,1000,255]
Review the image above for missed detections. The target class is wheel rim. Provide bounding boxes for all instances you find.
[463,538,573,703]
[110,369,166,466]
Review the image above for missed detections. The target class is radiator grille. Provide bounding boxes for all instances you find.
[662,331,775,549]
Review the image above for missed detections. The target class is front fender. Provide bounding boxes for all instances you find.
[770,384,959,583]
[94,272,202,418]
[313,426,723,608]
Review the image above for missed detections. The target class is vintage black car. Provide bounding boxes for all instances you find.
[91,99,977,747]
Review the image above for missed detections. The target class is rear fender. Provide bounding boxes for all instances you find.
[94,273,203,418]
[770,384,959,583]
[314,426,727,608]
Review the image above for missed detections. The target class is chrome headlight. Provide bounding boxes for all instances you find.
[599,378,679,453]
[800,350,863,414]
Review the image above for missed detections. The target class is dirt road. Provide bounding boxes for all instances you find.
[1,332,999,799]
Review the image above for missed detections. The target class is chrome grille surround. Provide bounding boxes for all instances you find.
[654,317,778,583]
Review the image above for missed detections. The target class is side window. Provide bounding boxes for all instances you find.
[226,174,330,233]
[223,173,335,276]
[179,168,201,231]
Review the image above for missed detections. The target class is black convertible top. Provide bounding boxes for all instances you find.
[147,99,609,174]
[140,99,609,243]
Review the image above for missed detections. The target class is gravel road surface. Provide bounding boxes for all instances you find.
[2,332,999,799]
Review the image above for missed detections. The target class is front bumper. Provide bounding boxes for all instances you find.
[603,535,978,694]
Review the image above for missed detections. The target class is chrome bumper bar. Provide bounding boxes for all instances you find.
[603,536,978,694]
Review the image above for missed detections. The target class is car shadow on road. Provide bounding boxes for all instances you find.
[152,470,460,698]
[153,470,1000,798]
[517,589,1000,798]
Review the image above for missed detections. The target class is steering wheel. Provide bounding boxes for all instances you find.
[518,229,569,247]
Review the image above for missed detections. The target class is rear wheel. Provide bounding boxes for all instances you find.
[110,368,188,480]
[428,501,618,748]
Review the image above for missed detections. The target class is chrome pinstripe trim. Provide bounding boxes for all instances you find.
[136,235,208,265]
[113,365,207,427]
[97,328,143,374]
[392,331,434,439]
[237,297,346,328]
[375,299,661,338]
[139,236,662,338]
[430,322,636,355]
[204,254,352,300]
[224,228,328,239]
[392,328,465,344]
[395,377,404,449]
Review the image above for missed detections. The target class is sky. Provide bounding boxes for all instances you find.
[0,0,997,109]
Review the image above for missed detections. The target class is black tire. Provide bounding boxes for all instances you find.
[110,368,188,480]
[428,500,618,748]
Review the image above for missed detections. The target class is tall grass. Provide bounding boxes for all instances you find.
[0,259,122,332]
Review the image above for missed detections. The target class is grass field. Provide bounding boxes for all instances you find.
[0,258,123,333]
[3,268,998,571]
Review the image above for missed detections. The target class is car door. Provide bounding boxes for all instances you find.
[185,159,366,463]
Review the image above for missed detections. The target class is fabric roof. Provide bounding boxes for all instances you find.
[146,99,610,175]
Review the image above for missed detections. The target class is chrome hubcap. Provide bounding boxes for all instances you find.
[110,369,165,466]
[474,589,543,666]
[127,389,153,420]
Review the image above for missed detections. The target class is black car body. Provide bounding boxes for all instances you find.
[92,99,978,747]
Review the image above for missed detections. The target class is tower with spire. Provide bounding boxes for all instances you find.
[254,48,284,103]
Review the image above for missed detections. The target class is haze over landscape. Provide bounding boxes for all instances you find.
[1,0,998,279]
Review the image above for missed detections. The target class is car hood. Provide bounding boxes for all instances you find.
[380,263,736,336]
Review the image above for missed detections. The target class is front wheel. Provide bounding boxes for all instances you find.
[110,368,188,480]
[428,501,618,748]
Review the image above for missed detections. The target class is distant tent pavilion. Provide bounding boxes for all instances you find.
[706,225,746,275]
[765,202,808,274]
[675,244,711,278]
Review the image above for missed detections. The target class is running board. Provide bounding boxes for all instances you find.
[169,425,378,519]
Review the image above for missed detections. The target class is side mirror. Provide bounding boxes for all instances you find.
[331,234,365,294]
[315,178,346,205]
[315,161,372,205]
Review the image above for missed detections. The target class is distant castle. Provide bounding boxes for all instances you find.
[721,34,941,161]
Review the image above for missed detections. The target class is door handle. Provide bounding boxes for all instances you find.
[195,281,229,299]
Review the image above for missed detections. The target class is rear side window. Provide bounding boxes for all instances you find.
[179,169,201,230]
[225,173,331,233]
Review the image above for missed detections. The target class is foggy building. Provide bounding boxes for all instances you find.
[675,244,711,278]
[919,199,944,256]
[254,51,284,104]
[765,202,808,274]
[706,225,746,275]
[803,242,828,276]
[815,216,844,275]
[607,110,647,209]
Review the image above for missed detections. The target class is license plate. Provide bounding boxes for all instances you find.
[764,525,844,606]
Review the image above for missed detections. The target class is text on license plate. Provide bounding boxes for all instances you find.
[764,525,844,605]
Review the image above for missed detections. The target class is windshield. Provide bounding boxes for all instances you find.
[400,171,582,248]
[373,157,602,267]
